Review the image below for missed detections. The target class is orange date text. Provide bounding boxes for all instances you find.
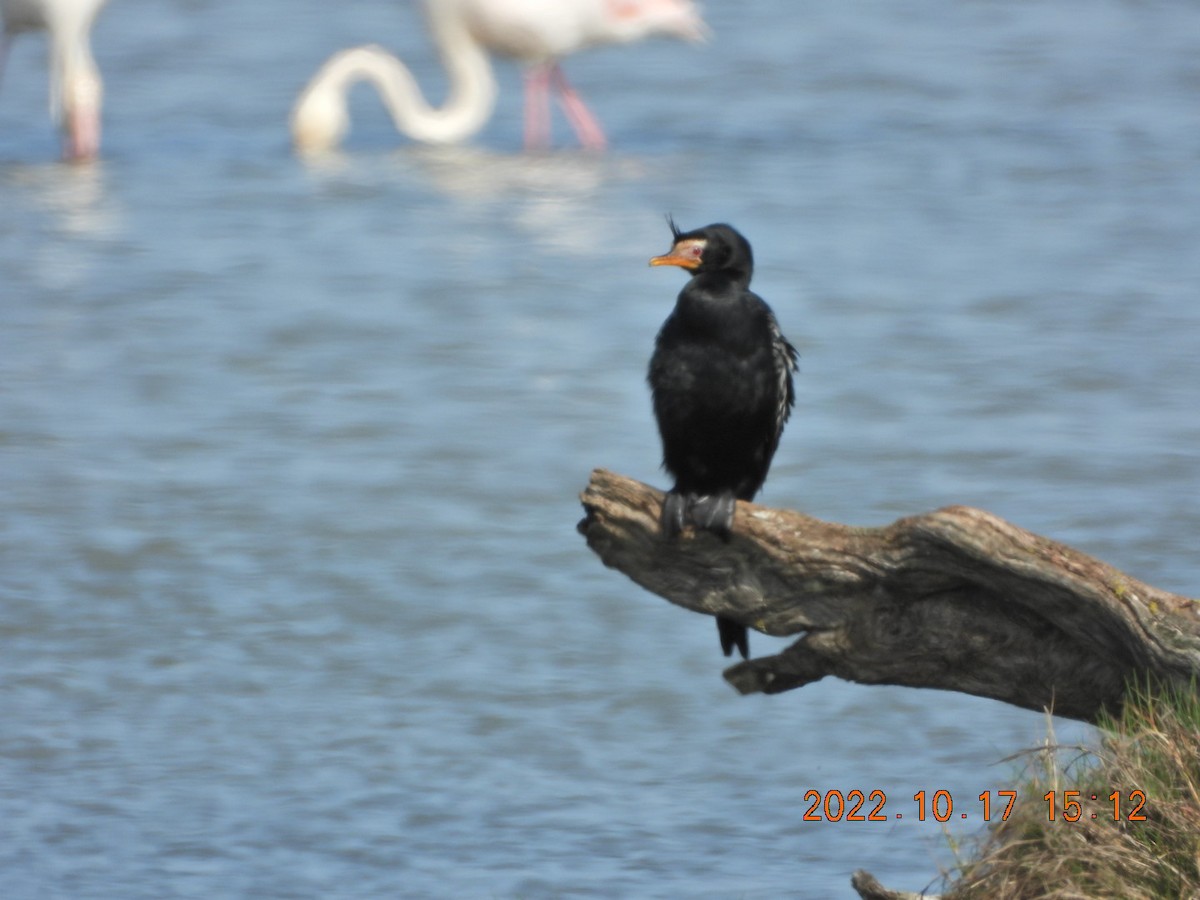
[801,789,1148,823]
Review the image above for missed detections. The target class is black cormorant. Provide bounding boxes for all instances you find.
[647,220,798,660]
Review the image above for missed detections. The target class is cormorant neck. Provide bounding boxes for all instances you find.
[691,268,751,295]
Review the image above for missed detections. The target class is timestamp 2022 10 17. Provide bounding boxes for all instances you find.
[801,788,1148,823]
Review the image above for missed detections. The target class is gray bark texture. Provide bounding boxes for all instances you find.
[577,468,1200,724]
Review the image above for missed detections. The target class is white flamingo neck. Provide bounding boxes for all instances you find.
[290,6,498,151]
[50,14,101,117]
[13,0,109,159]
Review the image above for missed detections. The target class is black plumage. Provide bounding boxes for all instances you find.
[647,221,798,660]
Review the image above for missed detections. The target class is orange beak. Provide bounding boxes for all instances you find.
[649,252,700,269]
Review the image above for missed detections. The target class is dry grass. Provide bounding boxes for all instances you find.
[947,680,1200,899]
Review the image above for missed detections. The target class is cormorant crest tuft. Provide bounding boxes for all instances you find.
[665,214,683,241]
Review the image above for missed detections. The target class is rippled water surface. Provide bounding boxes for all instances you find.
[2,0,1199,896]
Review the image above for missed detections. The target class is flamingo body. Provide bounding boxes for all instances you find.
[1,0,109,160]
[453,0,707,61]
[291,0,707,153]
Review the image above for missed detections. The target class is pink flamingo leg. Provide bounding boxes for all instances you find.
[523,64,552,150]
[549,64,607,152]
[64,101,101,161]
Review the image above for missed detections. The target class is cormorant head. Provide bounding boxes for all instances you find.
[649,219,754,283]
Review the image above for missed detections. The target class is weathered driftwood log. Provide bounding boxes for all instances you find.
[578,468,1200,724]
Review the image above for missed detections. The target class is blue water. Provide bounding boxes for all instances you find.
[2,0,1199,896]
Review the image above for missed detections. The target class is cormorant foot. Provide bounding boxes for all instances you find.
[660,491,688,539]
[689,492,736,541]
[717,616,749,659]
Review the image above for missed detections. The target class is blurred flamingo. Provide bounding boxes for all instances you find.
[1,0,109,160]
[291,0,708,153]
